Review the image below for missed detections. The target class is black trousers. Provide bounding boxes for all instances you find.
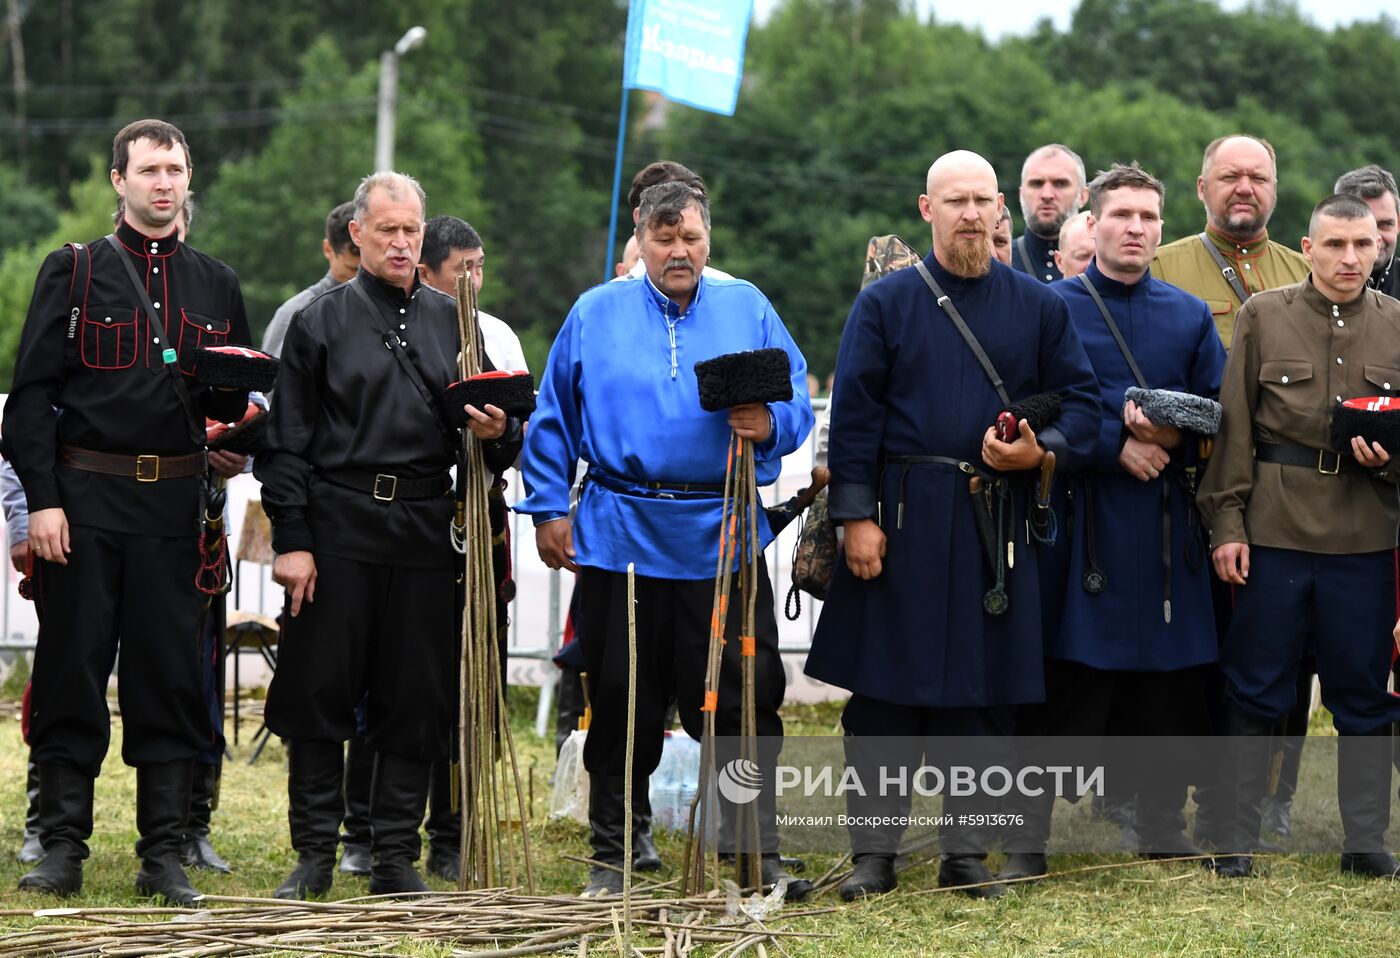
[29,525,212,775]
[574,562,784,772]
[575,563,785,855]
[841,695,1015,857]
[1007,659,1212,851]
[265,554,457,762]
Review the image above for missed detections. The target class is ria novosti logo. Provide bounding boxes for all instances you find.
[717,758,763,805]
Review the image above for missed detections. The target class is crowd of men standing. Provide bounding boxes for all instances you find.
[1,117,1398,908]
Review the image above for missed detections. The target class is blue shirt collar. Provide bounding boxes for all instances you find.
[642,268,705,318]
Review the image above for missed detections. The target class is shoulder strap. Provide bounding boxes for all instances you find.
[912,260,1011,407]
[1077,274,1148,389]
[347,277,459,458]
[64,242,92,369]
[103,234,205,448]
[1014,235,1035,275]
[1196,232,1250,304]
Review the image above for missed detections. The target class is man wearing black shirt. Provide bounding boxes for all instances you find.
[5,119,251,904]
[256,172,521,898]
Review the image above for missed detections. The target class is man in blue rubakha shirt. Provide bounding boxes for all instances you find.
[518,181,814,899]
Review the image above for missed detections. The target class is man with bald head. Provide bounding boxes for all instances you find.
[1013,144,1089,283]
[257,171,523,898]
[1054,211,1094,280]
[1152,134,1309,348]
[1150,133,1312,851]
[807,150,1098,900]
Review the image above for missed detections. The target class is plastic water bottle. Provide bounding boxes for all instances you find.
[649,731,701,832]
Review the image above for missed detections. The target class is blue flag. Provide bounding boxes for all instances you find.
[623,0,754,116]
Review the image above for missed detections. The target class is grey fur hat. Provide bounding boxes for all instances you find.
[1124,387,1222,436]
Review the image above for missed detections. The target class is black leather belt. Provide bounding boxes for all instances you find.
[320,469,452,501]
[60,445,206,482]
[586,469,725,499]
[1255,440,1359,476]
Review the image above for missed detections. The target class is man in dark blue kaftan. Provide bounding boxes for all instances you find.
[805,151,1098,900]
[1001,164,1227,882]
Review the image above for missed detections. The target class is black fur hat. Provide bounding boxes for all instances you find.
[206,402,268,455]
[1124,387,1223,436]
[1007,393,1063,434]
[694,348,793,412]
[1330,396,1400,454]
[195,345,280,392]
[445,371,536,426]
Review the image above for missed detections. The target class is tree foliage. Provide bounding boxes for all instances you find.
[2,0,1400,386]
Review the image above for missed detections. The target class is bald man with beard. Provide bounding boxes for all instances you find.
[807,150,1099,901]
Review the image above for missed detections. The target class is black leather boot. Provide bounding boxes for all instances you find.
[275,739,343,899]
[181,761,231,873]
[17,763,92,896]
[840,853,897,900]
[581,774,626,897]
[1000,787,1053,883]
[368,752,431,895]
[1210,707,1275,878]
[631,788,661,872]
[340,734,374,876]
[938,853,1006,899]
[1338,728,1399,879]
[424,760,461,882]
[18,760,43,864]
[1261,732,1305,839]
[133,761,201,906]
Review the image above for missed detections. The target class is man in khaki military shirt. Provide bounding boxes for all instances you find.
[1197,194,1400,880]
[1152,135,1309,348]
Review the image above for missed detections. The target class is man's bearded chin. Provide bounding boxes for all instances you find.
[1022,201,1068,240]
[945,232,993,278]
[1217,206,1269,240]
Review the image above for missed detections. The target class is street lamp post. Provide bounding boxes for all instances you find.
[374,25,428,172]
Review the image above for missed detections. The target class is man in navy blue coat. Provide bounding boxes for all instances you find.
[1002,163,1227,882]
[806,150,1099,900]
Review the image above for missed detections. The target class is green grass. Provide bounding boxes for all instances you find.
[0,690,1395,955]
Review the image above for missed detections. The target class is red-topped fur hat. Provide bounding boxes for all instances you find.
[195,345,279,392]
[1330,396,1400,454]
[206,402,269,455]
[445,370,536,427]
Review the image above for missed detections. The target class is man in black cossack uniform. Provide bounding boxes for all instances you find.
[4,119,252,904]
[255,172,522,898]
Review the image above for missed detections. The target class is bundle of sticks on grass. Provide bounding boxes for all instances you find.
[685,349,794,896]
[0,890,833,957]
[451,270,533,891]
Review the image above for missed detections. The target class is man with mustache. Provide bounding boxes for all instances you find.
[1001,163,1227,882]
[519,181,813,899]
[1150,133,1313,853]
[1152,135,1309,349]
[807,150,1099,900]
[1335,164,1400,300]
[1197,193,1400,880]
[1012,144,1090,283]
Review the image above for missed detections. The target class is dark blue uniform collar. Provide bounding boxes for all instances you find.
[1082,259,1154,298]
[114,219,179,259]
[356,266,422,305]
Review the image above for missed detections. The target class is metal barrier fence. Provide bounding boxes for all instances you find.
[0,398,830,737]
